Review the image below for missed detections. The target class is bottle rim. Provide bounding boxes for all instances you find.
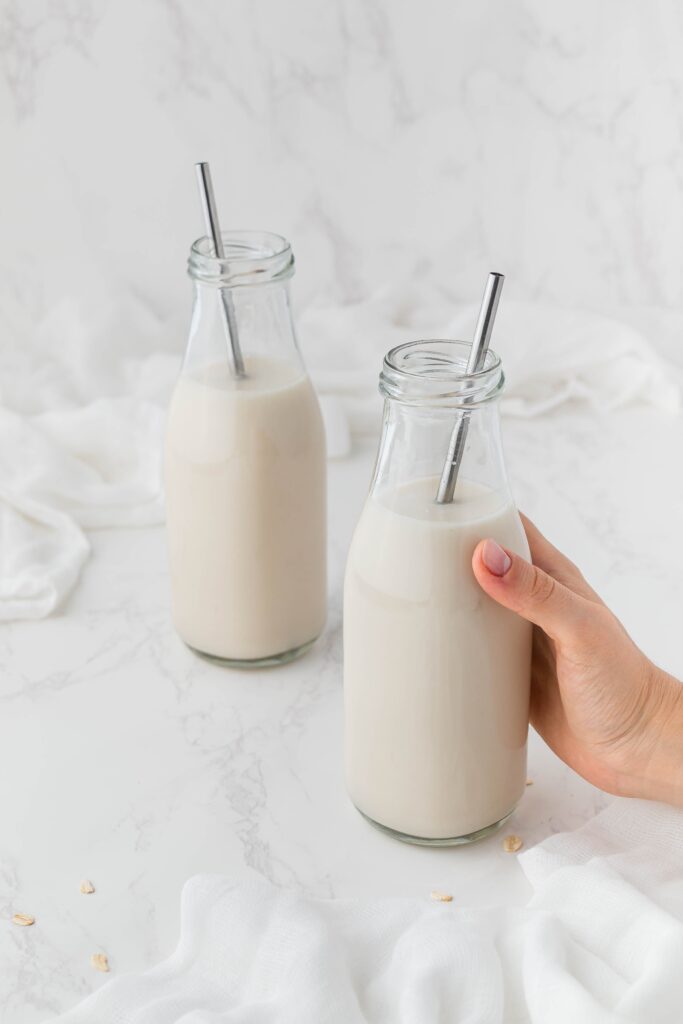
[188,230,295,286]
[380,339,504,407]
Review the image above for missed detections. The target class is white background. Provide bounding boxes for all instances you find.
[2,0,683,332]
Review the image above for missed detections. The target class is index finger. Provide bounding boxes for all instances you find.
[519,512,604,605]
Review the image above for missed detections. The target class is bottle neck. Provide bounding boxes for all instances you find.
[371,396,511,504]
[183,231,302,377]
[184,278,302,375]
[370,339,511,509]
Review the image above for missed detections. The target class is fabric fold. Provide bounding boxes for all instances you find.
[49,800,683,1024]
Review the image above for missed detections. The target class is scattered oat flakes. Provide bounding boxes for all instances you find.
[12,913,35,927]
[80,880,96,895]
[91,953,110,973]
[430,890,453,903]
[525,778,533,786]
[502,834,523,853]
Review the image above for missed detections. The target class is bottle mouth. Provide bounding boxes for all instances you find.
[380,339,504,406]
[188,230,295,286]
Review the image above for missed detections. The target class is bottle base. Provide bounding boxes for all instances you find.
[185,635,319,669]
[356,806,515,847]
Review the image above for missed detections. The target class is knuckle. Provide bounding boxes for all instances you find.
[562,557,584,583]
[579,603,616,643]
[527,567,557,606]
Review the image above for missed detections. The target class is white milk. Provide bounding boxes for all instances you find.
[344,477,531,841]
[165,356,326,662]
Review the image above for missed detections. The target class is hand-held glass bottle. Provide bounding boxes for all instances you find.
[165,232,327,666]
[344,340,531,843]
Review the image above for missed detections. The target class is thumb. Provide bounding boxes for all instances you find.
[472,538,588,642]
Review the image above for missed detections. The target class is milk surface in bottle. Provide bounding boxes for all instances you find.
[344,340,531,843]
[165,231,326,666]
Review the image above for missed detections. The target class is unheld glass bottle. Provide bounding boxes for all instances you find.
[344,340,531,844]
[165,231,327,666]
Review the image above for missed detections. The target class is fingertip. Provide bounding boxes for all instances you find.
[471,539,490,581]
[480,538,513,578]
[472,538,486,567]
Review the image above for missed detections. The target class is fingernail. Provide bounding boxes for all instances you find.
[482,539,512,577]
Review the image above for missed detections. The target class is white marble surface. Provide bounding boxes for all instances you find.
[2,398,682,1021]
[3,0,683,333]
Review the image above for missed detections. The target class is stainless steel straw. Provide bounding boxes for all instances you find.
[194,161,246,378]
[435,272,505,504]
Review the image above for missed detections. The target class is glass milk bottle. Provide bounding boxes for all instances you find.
[165,232,326,666]
[344,340,531,843]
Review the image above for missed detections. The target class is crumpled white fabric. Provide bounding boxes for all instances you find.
[1,284,680,621]
[0,291,175,621]
[299,284,681,442]
[49,798,683,1024]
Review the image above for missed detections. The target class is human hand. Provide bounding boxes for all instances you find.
[472,516,683,806]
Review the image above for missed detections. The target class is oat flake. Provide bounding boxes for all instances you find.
[502,834,523,853]
[12,913,35,927]
[430,890,454,903]
[91,953,110,973]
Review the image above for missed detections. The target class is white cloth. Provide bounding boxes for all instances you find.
[1,286,680,621]
[300,286,681,445]
[50,798,683,1024]
[0,292,175,621]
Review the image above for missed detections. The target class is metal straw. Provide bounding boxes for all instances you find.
[435,272,505,504]
[194,161,246,378]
